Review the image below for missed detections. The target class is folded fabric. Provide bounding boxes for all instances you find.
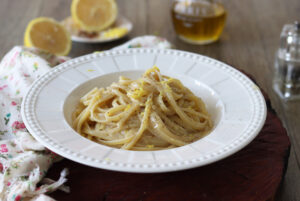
[0,36,172,201]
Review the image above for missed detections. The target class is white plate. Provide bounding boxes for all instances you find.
[62,15,133,43]
[21,48,267,173]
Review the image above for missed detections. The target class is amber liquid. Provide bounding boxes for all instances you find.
[171,1,226,44]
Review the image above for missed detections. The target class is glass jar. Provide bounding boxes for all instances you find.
[171,0,227,45]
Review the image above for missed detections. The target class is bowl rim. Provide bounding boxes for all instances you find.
[21,48,267,173]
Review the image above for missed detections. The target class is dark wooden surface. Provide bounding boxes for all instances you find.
[0,0,299,200]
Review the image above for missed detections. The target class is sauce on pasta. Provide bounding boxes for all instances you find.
[72,66,213,150]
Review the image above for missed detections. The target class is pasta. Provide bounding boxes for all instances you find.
[72,66,213,150]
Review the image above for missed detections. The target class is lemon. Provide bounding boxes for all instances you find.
[71,0,118,32]
[24,17,71,56]
[103,27,128,38]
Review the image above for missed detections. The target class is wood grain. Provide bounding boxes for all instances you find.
[0,0,299,200]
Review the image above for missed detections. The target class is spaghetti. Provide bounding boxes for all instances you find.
[72,66,213,150]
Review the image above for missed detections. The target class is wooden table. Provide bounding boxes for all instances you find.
[0,0,299,200]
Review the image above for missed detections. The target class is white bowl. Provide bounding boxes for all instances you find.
[21,48,267,173]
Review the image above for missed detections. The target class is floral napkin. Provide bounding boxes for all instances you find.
[0,36,172,201]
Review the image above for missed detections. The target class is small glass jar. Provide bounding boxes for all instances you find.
[171,0,227,45]
[273,21,300,100]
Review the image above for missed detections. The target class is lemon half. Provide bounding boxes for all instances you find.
[24,17,71,56]
[71,0,118,32]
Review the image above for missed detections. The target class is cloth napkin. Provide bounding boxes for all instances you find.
[0,36,172,201]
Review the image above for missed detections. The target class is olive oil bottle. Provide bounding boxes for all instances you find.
[171,0,226,44]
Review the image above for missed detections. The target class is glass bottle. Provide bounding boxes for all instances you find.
[273,21,300,100]
[171,0,227,45]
